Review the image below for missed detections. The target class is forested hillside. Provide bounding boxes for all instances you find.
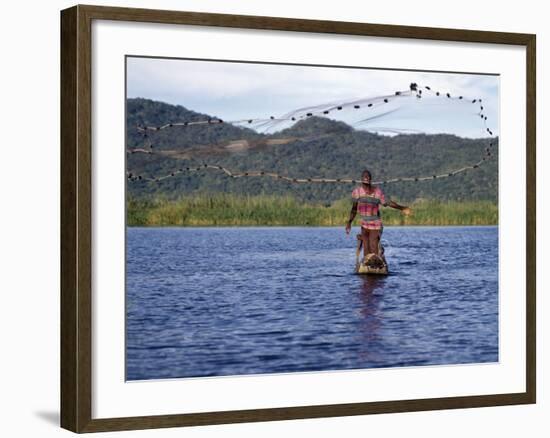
[127,98,498,203]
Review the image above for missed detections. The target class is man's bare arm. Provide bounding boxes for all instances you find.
[386,200,412,215]
[345,201,358,234]
[348,201,358,223]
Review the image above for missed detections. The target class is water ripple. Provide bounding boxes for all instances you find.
[126,226,498,380]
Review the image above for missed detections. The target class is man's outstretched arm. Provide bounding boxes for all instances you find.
[386,200,412,215]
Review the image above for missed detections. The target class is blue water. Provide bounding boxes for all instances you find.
[126,226,498,380]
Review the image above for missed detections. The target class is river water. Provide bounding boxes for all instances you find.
[126,226,498,380]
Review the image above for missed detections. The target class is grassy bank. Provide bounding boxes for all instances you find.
[127,194,498,226]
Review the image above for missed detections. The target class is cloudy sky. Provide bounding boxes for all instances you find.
[126,56,499,138]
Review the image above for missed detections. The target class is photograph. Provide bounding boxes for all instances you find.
[125,56,500,381]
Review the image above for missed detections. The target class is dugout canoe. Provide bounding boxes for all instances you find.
[355,234,389,275]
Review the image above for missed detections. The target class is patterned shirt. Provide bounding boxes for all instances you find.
[351,185,387,230]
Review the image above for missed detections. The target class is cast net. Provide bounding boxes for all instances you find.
[126,82,496,188]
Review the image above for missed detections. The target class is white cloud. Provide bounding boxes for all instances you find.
[127,57,499,138]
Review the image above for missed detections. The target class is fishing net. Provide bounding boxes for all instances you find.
[127,81,496,188]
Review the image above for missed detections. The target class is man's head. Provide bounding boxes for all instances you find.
[361,169,372,185]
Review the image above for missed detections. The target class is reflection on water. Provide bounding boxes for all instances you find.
[355,276,385,363]
[127,226,499,380]
[357,276,384,336]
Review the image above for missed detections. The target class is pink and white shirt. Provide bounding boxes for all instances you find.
[351,185,387,230]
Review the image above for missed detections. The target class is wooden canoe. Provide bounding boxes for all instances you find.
[355,234,389,275]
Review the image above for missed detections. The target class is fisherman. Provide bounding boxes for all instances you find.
[345,169,411,263]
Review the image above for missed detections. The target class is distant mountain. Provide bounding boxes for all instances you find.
[126,98,498,203]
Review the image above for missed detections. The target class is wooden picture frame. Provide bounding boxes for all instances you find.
[61,4,536,433]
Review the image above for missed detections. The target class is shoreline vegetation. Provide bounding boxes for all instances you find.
[127,195,498,227]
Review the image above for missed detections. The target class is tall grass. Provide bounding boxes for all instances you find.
[127,194,498,227]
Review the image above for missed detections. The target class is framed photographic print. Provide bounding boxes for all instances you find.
[60,4,536,433]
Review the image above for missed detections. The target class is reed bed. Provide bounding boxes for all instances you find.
[127,195,498,226]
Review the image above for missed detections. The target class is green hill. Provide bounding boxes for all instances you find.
[126,98,498,204]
